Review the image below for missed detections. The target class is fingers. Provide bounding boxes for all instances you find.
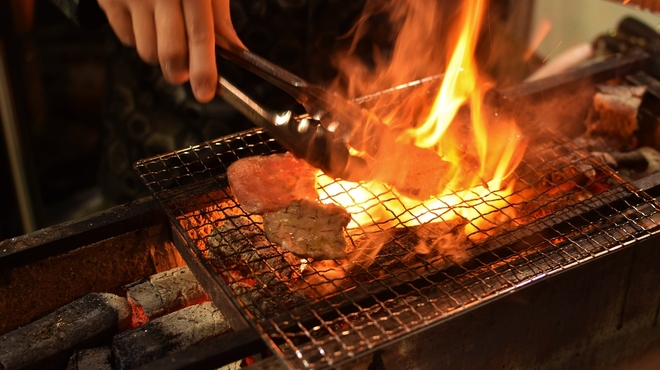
[100,0,242,103]
[155,0,189,84]
[183,0,217,103]
[212,0,247,50]
[98,0,135,46]
[131,4,158,64]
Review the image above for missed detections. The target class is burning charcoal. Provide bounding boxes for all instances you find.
[0,293,131,370]
[227,152,319,214]
[404,220,470,260]
[207,216,299,279]
[296,260,355,299]
[263,199,352,260]
[583,84,647,151]
[230,281,307,319]
[207,216,266,267]
[125,266,209,326]
[235,286,276,319]
[66,347,112,370]
[112,301,230,370]
[337,218,470,287]
[206,216,309,318]
[517,142,603,192]
[294,220,473,304]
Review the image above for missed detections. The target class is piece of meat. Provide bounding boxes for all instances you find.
[371,143,452,199]
[227,152,319,214]
[263,199,352,260]
[583,84,646,151]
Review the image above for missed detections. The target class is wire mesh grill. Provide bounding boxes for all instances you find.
[135,122,660,369]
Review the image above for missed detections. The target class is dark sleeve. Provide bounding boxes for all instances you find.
[48,0,107,29]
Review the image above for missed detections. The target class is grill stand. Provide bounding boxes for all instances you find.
[140,223,660,370]
[132,50,660,367]
[0,184,658,370]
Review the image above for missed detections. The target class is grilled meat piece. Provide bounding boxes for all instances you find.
[227,152,319,214]
[582,84,646,151]
[263,199,352,260]
[371,143,452,200]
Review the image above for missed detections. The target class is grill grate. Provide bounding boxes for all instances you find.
[135,119,660,369]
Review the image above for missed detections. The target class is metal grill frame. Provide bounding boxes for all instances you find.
[134,121,660,369]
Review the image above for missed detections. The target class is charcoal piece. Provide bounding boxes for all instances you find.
[513,145,599,222]
[207,216,298,279]
[350,218,470,276]
[295,260,355,300]
[125,266,209,326]
[517,142,603,193]
[66,347,112,370]
[207,216,266,266]
[295,219,473,302]
[0,293,131,370]
[263,199,352,260]
[207,215,308,318]
[112,301,230,370]
[401,219,470,259]
[513,136,615,212]
[231,282,307,319]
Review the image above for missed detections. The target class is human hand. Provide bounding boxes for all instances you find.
[97,0,246,103]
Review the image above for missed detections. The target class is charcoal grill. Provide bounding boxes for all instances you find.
[134,57,660,369]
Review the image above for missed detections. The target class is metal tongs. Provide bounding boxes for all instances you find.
[215,46,398,181]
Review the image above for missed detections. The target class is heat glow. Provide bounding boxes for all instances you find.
[319,0,527,241]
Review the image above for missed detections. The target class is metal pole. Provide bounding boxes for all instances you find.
[0,39,38,233]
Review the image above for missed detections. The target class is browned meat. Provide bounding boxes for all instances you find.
[263,199,352,260]
[582,84,646,151]
[227,152,319,214]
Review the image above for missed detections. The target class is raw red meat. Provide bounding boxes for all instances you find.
[227,153,319,214]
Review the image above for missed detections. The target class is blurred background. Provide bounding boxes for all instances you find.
[533,0,660,57]
[0,0,659,240]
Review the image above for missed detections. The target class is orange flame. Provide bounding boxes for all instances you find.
[408,0,485,148]
[322,0,527,246]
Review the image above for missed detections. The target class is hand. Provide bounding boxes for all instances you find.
[97,0,246,103]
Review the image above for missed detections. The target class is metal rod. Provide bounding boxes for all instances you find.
[0,39,37,233]
[216,77,282,131]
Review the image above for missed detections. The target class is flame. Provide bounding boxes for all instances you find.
[408,0,485,148]
[320,0,527,254]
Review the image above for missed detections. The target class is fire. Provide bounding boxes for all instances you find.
[408,0,485,148]
[320,0,527,243]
